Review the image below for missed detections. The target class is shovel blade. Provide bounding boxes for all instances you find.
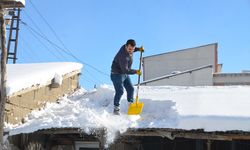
[127,102,144,115]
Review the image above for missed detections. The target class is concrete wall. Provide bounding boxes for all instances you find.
[141,66,213,86]
[143,43,218,81]
[4,71,81,124]
[213,73,250,85]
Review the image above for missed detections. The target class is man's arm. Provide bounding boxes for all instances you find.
[119,56,137,74]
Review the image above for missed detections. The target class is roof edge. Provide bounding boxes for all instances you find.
[141,65,213,84]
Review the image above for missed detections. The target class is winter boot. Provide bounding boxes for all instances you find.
[128,99,134,107]
[113,106,120,115]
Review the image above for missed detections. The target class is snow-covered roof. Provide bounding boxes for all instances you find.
[5,85,250,145]
[0,0,25,8]
[3,62,83,96]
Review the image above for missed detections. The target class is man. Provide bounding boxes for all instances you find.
[111,39,144,115]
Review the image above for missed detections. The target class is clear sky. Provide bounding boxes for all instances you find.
[15,0,250,89]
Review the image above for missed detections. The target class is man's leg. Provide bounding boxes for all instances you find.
[111,74,125,107]
[123,75,134,103]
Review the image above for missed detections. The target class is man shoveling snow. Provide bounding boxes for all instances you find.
[111,39,144,115]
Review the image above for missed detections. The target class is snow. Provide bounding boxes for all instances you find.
[9,0,25,5]
[53,73,63,85]
[16,0,25,4]
[3,62,83,96]
[2,0,25,7]
[5,85,250,146]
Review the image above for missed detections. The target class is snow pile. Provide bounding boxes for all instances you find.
[5,85,250,145]
[4,62,83,96]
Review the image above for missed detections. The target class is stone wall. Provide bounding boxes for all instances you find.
[4,71,81,124]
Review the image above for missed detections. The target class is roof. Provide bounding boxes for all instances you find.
[0,0,25,8]
[11,127,250,141]
[5,85,250,145]
[2,62,83,96]
[123,128,250,141]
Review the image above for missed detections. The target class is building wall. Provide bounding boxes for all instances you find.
[141,67,213,86]
[213,73,250,85]
[7,128,250,150]
[4,71,81,124]
[143,43,217,81]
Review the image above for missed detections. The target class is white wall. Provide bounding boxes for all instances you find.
[141,67,213,86]
[143,43,217,81]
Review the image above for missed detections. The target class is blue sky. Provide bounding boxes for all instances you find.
[15,0,250,89]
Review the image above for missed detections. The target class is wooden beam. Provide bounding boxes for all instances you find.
[0,6,8,147]
[122,128,250,141]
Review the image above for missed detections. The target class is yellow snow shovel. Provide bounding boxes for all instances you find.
[128,50,144,115]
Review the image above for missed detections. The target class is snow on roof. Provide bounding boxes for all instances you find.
[4,62,83,96]
[5,85,250,145]
[13,0,25,5]
[0,0,25,8]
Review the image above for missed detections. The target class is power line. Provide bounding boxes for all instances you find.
[22,10,45,38]
[27,1,110,77]
[20,21,109,78]
[21,2,109,87]
[22,11,69,61]
[20,37,97,86]
[19,35,42,62]
[29,0,76,58]
[21,22,101,84]
[18,40,38,63]
[23,24,66,61]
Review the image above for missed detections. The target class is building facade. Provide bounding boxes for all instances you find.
[142,43,250,86]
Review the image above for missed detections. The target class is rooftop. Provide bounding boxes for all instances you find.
[5,85,250,145]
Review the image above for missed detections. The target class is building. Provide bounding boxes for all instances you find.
[5,80,250,150]
[4,62,82,124]
[141,43,250,86]
[7,127,250,150]
[0,0,25,8]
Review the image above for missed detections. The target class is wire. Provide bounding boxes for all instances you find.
[19,35,42,62]
[27,1,110,78]
[18,41,38,63]
[20,35,97,86]
[21,22,101,84]
[22,10,69,61]
[21,21,109,77]
[21,2,109,87]
[23,24,65,61]
[29,0,73,55]
[22,10,45,38]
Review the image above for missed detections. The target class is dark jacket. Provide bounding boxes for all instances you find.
[111,45,139,74]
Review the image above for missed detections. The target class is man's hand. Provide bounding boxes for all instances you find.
[136,70,142,76]
[139,46,144,52]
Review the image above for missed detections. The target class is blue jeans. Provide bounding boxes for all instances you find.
[111,73,134,107]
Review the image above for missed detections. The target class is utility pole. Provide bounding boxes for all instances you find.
[0,1,24,147]
[0,6,7,148]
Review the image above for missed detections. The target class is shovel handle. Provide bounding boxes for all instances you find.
[135,50,143,104]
